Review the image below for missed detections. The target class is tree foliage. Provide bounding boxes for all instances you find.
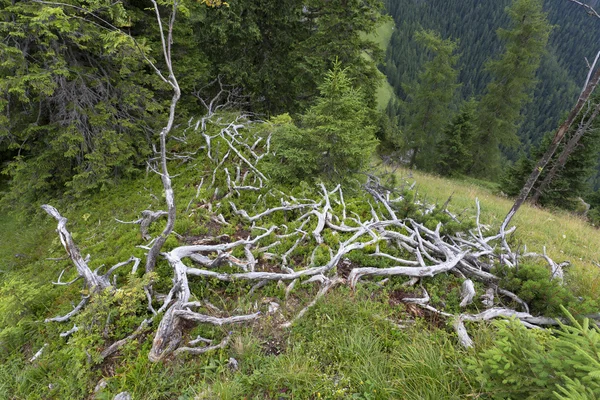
[436,98,477,177]
[193,0,386,115]
[382,0,595,157]
[269,62,377,184]
[0,0,386,203]
[468,309,600,400]
[503,94,600,210]
[470,0,552,178]
[402,30,460,170]
[0,0,163,203]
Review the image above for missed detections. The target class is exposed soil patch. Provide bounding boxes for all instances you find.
[389,289,446,329]
[336,257,358,279]
[259,261,283,274]
[184,234,230,245]
[251,314,289,356]
[289,254,306,268]
[388,288,417,307]
[233,225,251,241]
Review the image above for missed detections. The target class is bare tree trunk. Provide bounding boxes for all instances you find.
[501,58,600,231]
[144,0,181,273]
[409,146,419,169]
[531,101,600,204]
[566,0,600,18]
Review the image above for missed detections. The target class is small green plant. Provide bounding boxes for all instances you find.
[468,308,600,400]
[493,262,581,316]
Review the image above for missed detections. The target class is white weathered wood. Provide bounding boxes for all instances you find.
[59,324,79,338]
[45,297,89,323]
[174,310,260,325]
[29,343,48,362]
[281,277,344,328]
[348,253,466,289]
[174,334,231,356]
[459,279,476,308]
[453,317,473,348]
[42,205,110,290]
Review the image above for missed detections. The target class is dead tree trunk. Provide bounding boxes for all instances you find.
[566,0,600,18]
[531,100,600,204]
[144,0,181,273]
[42,205,111,291]
[501,54,600,231]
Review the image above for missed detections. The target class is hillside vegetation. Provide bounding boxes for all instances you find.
[2,142,600,398]
[2,0,600,398]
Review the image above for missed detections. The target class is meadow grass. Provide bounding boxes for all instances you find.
[363,18,396,110]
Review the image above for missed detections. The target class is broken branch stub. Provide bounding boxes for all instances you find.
[42,205,110,291]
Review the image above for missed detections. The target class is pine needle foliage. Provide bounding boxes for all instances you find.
[436,98,477,177]
[403,29,460,171]
[269,61,378,184]
[470,0,552,178]
[468,307,600,400]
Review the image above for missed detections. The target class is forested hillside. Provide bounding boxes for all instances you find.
[383,0,600,149]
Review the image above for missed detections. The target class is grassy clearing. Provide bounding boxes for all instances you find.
[393,167,600,300]
[371,19,394,52]
[374,19,396,110]
[376,79,395,110]
[2,119,599,398]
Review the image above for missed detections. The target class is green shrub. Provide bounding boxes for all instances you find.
[468,308,600,400]
[268,62,378,185]
[493,262,576,316]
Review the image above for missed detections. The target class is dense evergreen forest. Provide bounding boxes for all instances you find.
[0,0,385,203]
[383,0,600,149]
[3,0,600,398]
[382,0,600,213]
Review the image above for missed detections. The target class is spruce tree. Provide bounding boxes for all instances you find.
[270,62,378,184]
[470,0,551,178]
[403,30,460,170]
[437,99,477,177]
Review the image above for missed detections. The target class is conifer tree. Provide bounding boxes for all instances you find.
[270,61,378,184]
[403,30,460,170]
[437,99,477,177]
[470,0,552,178]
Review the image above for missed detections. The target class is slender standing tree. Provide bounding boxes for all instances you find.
[403,30,460,170]
[501,0,600,230]
[470,0,551,178]
[437,98,477,177]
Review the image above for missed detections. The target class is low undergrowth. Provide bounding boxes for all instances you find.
[468,309,600,400]
[195,289,479,400]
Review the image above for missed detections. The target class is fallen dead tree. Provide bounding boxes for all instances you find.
[38,0,574,363]
[42,107,573,359]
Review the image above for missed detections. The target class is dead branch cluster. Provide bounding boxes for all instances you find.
[41,107,573,363]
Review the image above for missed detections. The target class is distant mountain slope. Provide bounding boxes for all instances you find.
[383,0,600,149]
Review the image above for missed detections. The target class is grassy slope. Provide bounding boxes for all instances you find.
[1,161,599,398]
[365,18,396,110]
[373,20,396,109]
